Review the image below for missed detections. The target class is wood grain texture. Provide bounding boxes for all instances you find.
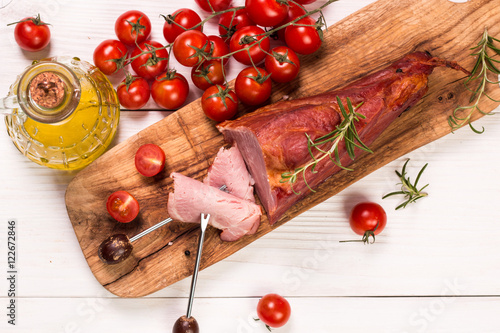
[65,0,500,297]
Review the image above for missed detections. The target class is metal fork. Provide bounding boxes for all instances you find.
[186,213,210,319]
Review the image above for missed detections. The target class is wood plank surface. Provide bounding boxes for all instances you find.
[64,0,500,297]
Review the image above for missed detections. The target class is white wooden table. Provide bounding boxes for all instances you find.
[1,0,499,332]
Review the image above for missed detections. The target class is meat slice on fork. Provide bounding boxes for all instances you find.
[203,144,256,203]
[167,172,262,242]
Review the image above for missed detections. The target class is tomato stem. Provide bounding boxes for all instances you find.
[339,221,380,244]
[7,14,50,26]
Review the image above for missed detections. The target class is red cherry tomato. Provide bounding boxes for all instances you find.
[106,191,140,223]
[131,41,169,80]
[284,17,322,55]
[115,10,152,46]
[173,30,210,67]
[116,75,150,110]
[207,35,230,65]
[256,294,291,329]
[264,46,300,83]
[245,0,289,27]
[10,15,50,52]
[273,2,306,40]
[234,67,272,106]
[201,85,238,122]
[229,25,270,65]
[151,71,190,110]
[349,202,387,243]
[195,0,232,12]
[191,60,226,91]
[135,144,166,177]
[162,8,202,44]
[218,7,254,43]
[93,39,128,75]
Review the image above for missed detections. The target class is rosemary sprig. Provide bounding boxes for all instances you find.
[382,159,429,210]
[280,96,372,194]
[448,27,500,133]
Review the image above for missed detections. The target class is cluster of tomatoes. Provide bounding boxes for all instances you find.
[92,0,325,122]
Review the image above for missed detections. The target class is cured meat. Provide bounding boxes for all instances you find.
[203,144,256,202]
[167,172,261,242]
[217,52,468,224]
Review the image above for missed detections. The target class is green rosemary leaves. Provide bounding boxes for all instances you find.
[382,159,429,210]
[448,28,500,133]
[280,96,372,194]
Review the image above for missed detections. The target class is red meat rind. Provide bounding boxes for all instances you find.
[217,52,467,224]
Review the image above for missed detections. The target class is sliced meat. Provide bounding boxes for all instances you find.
[167,172,261,242]
[217,52,468,224]
[203,144,255,202]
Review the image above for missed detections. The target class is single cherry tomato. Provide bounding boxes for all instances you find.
[229,25,270,65]
[256,294,291,329]
[106,191,140,223]
[10,14,50,52]
[191,60,226,91]
[93,39,128,75]
[201,85,238,122]
[265,46,300,83]
[116,75,150,110]
[284,17,322,55]
[135,144,166,177]
[245,0,289,27]
[349,202,387,243]
[162,8,202,44]
[234,67,272,106]
[151,70,189,110]
[207,35,230,65]
[115,10,152,46]
[173,30,210,67]
[273,2,306,40]
[218,7,254,43]
[131,41,169,80]
[195,0,232,12]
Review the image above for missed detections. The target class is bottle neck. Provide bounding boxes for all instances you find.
[17,61,81,124]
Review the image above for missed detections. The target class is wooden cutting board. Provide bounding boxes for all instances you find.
[65,0,500,297]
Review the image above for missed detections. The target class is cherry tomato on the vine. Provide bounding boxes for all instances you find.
[135,144,166,177]
[93,39,128,75]
[245,0,289,27]
[151,71,189,110]
[195,0,232,12]
[273,2,306,40]
[173,30,210,67]
[201,85,238,122]
[234,67,272,106]
[229,25,270,65]
[264,46,300,83]
[285,17,322,55]
[349,202,387,244]
[106,191,140,223]
[115,10,152,46]
[191,60,226,91]
[131,40,169,80]
[162,8,202,44]
[218,8,254,43]
[10,15,51,52]
[116,75,150,110]
[207,35,230,65]
[256,294,291,329]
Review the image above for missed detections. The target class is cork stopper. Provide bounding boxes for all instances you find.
[29,72,65,109]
